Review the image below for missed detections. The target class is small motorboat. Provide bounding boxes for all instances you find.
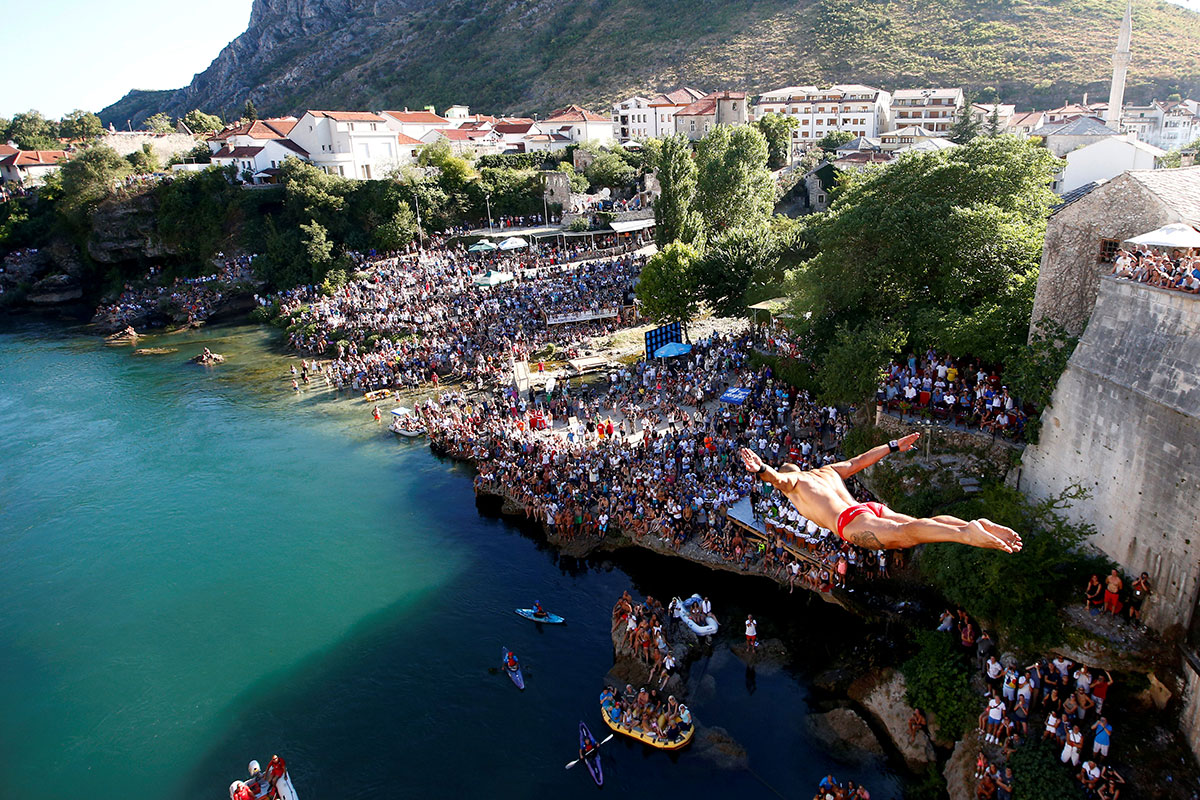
[228,755,298,800]
[501,646,525,690]
[680,594,718,637]
[389,407,426,437]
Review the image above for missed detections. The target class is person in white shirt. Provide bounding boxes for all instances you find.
[745,614,758,649]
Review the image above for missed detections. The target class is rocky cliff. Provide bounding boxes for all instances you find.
[102,0,1200,128]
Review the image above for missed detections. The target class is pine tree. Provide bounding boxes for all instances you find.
[987,106,1003,137]
[949,105,981,144]
[242,100,258,122]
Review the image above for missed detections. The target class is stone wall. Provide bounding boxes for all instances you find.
[874,409,1022,466]
[1180,652,1200,763]
[104,132,199,166]
[1019,278,1200,633]
[1030,169,1196,339]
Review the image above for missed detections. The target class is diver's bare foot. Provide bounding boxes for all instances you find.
[963,519,1023,553]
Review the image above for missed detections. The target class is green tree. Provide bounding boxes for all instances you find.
[790,136,1060,401]
[817,130,855,152]
[636,241,701,326]
[815,322,907,405]
[59,110,103,140]
[375,202,417,251]
[181,110,224,133]
[142,112,172,133]
[753,112,799,169]
[126,143,160,174]
[585,151,637,189]
[556,162,588,193]
[242,100,258,122]
[8,110,58,150]
[694,125,775,238]
[986,105,1003,137]
[949,104,981,144]
[694,224,779,315]
[56,144,131,225]
[300,219,334,277]
[653,133,702,248]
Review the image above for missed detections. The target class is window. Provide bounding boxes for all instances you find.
[1098,238,1120,264]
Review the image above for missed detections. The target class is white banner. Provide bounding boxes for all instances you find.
[544,308,620,325]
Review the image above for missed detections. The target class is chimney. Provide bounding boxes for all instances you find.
[1182,150,1197,168]
[1083,92,1088,106]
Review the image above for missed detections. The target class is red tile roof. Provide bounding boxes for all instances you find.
[0,143,18,157]
[210,118,299,142]
[546,104,609,123]
[676,91,747,117]
[212,145,265,159]
[383,110,449,124]
[5,150,68,168]
[306,110,387,122]
[397,133,422,145]
[494,122,536,135]
[430,128,491,141]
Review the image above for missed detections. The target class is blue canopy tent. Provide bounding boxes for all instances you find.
[719,387,753,405]
[653,341,692,358]
[498,236,529,251]
[468,241,498,252]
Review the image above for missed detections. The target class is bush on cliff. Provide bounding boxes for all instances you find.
[900,630,977,740]
[919,484,1111,653]
[1009,735,1083,800]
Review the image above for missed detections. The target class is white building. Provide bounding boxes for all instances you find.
[543,105,614,145]
[612,96,652,142]
[878,125,942,152]
[674,91,748,141]
[889,88,964,137]
[211,138,311,182]
[1054,135,1165,195]
[1121,100,1200,150]
[970,103,1016,131]
[382,109,451,142]
[287,110,404,179]
[419,127,504,157]
[0,146,67,185]
[754,84,892,156]
[646,88,708,140]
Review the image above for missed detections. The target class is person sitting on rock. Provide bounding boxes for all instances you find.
[908,707,927,741]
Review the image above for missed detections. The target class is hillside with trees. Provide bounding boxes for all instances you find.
[101,0,1200,127]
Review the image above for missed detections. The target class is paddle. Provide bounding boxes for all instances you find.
[564,734,614,769]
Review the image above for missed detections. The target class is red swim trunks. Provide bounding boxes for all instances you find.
[836,502,886,541]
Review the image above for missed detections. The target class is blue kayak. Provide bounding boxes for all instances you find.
[501,646,525,690]
[579,721,603,786]
[515,608,566,624]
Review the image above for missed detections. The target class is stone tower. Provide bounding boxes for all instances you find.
[1106,0,1133,130]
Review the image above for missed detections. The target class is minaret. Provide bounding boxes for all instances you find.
[1106,0,1132,130]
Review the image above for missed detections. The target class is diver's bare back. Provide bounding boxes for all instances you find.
[776,467,855,531]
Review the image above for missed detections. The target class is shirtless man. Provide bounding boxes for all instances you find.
[739,433,1022,553]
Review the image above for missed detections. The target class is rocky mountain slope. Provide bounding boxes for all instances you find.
[102,0,1200,126]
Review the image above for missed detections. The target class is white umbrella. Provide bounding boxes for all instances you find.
[1125,223,1200,250]
[498,236,528,251]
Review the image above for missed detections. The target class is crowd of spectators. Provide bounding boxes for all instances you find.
[92,254,256,327]
[275,247,643,393]
[934,609,1128,800]
[876,350,1028,440]
[415,331,895,599]
[1112,246,1200,294]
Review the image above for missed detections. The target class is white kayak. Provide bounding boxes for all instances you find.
[680,593,718,636]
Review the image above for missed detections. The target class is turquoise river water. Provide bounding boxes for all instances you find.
[0,320,903,799]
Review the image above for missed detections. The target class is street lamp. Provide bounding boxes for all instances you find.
[413,192,424,251]
[486,194,494,232]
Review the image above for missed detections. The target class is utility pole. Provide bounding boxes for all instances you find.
[413,192,424,251]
